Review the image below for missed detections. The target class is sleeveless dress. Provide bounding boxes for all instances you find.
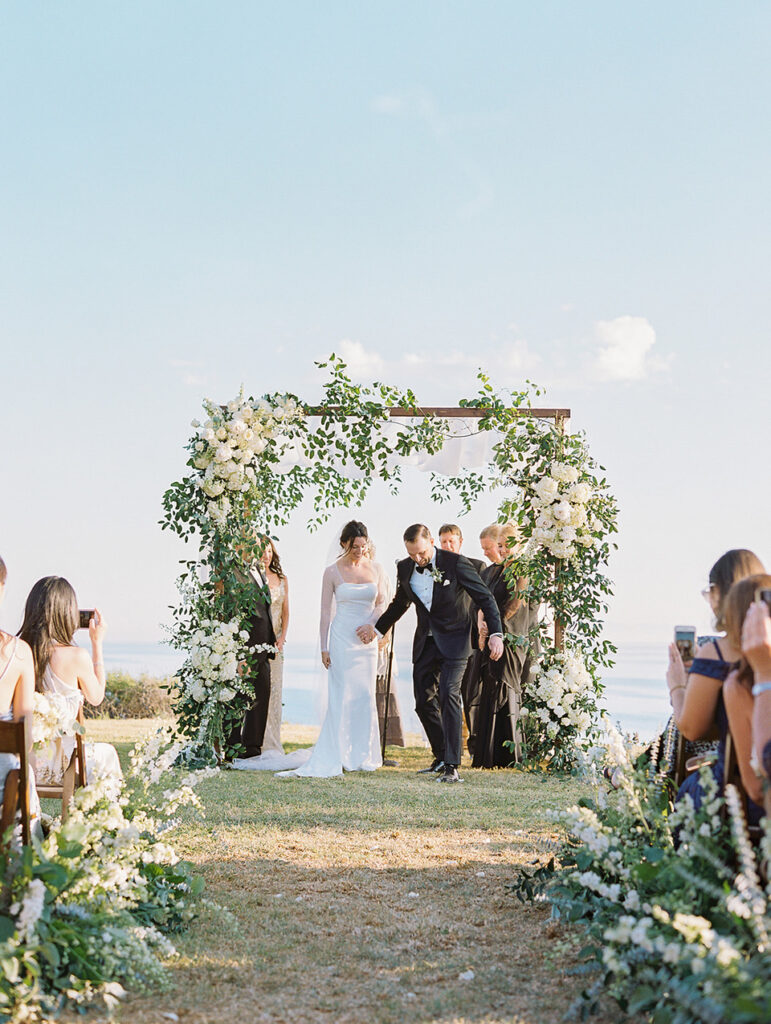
[35,665,122,786]
[0,638,42,839]
[260,578,286,755]
[278,564,385,778]
[676,640,763,826]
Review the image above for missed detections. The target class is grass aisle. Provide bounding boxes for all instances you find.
[85,722,622,1024]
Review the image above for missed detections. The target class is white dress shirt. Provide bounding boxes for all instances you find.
[410,561,435,611]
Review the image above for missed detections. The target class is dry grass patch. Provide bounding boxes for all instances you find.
[70,723,626,1024]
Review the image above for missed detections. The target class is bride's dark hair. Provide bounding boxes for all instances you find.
[19,576,79,688]
[339,520,369,553]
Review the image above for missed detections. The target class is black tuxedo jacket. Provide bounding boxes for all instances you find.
[375,548,502,662]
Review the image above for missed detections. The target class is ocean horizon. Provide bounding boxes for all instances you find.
[95,639,672,742]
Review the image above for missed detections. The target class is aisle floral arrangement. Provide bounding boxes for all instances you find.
[513,726,771,1023]
[0,728,215,1022]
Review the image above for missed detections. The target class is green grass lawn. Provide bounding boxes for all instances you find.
[68,720,625,1024]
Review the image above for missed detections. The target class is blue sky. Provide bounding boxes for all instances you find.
[1,3,769,651]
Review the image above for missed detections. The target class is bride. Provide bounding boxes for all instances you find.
[277,520,385,778]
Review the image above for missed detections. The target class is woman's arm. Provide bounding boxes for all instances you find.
[319,567,334,668]
[477,609,488,650]
[76,609,107,705]
[723,672,763,805]
[742,602,771,774]
[278,576,289,652]
[503,575,527,621]
[667,640,722,740]
[12,641,35,750]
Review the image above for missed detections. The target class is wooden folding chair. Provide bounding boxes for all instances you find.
[0,716,31,847]
[36,704,87,821]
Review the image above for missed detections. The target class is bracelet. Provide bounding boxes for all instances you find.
[669,685,686,694]
[93,660,104,668]
[751,681,771,697]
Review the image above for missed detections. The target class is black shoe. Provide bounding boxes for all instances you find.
[437,765,462,783]
[417,758,445,775]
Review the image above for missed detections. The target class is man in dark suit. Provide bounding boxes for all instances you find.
[358,524,503,783]
[437,523,485,757]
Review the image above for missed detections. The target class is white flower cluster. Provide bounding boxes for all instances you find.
[190,389,302,510]
[183,619,262,705]
[9,878,46,943]
[31,691,79,748]
[521,649,598,748]
[525,460,598,560]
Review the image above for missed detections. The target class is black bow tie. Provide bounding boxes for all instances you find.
[415,563,433,574]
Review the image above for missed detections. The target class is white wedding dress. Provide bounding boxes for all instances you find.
[35,666,122,786]
[276,563,385,778]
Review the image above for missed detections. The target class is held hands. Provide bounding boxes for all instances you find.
[356,624,376,644]
[321,651,331,670]
[742,602,771,679]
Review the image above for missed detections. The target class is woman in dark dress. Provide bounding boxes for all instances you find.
[669,552,766,825]
[473,524,538,769]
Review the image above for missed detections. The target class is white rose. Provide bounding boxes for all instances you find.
[552,501,572,524]
[569,482,592,504]
[533,477,560,503]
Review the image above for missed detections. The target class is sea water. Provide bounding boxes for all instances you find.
[101,639,671,741]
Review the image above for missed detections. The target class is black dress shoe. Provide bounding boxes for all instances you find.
[437,765,462,783]
[417,758,445,775]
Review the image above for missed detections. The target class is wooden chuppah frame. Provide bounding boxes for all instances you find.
[308,403,571,650]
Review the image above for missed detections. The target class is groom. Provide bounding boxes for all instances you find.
[358,524,503,783]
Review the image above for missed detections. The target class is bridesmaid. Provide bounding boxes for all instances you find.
[259,537,289,755]
[473,523,538,768]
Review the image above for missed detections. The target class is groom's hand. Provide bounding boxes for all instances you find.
[488,635,504,661]
[356,624,376,643]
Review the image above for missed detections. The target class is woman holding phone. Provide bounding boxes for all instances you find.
[666,549,764,814]
[19,576,122,786]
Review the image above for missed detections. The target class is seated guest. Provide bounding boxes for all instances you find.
[0,556,42,837]
[667,552,765,822]
[438,524,484,756]
[19,577,122,786]
[739,599,771,816]
[667,549,764,741]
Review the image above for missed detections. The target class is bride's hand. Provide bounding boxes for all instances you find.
[356,624,375,643]
[321,651,331,669]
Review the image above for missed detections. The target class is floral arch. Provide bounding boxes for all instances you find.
[161,356,619,770]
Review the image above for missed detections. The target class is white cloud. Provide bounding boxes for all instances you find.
[592,316,667,382]
[336,339,385,380]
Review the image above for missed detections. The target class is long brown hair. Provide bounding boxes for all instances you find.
[259,536,285,580]
[18,577,79,688]
[724,573,771,689]
[709,549,765,631]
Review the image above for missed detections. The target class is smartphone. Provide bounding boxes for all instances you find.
[78,609,95,630]
[674,625,697,663]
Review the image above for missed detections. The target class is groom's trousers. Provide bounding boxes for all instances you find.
[413,637,468,767]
